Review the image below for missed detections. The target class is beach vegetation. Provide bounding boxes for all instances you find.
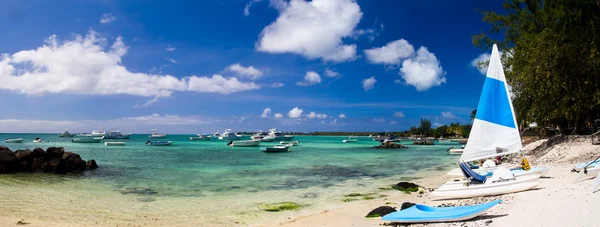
[258,202,302,212]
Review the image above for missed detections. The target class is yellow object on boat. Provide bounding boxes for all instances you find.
[521,158,530,171]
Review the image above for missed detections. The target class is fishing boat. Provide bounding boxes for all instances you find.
[218,129,241,140]
[5,138,24,143]
[190,134,210,141]
[91,130,106,137]
[228,140,260,147]
[149,129,167,138]
[261,145,291,153]
[207,130,220,139]
[33,138,46,143]
[102,129,131,139]
[431,44,543,200]
[259,136,275,142]
[59,130,73,138]
[381,200,501,223]
[280,140,300,146]
[105,142,125,146]
[146,141,172,146]
[72,137,103,143]
[267,128,294,141]
[251,131,268,140]
[342,136,357,143]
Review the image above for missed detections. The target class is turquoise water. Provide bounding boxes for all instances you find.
[0,133,460,226]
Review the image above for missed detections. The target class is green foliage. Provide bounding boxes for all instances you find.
[259,202,302,212]
[365,213,382,218]
[473,0,600,135]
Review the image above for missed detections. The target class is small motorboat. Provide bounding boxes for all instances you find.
[33,138,46,143]
[342,136,357,143]
[260,136,275,142]
[58,130,74,138]
[146,141,172,146]
[5,138,24,143]
[149,129,168,138]
[280,140,300,146]
[228,140,261,147]
[261,145,291,153]
[190,134,210,141]
[72,137,103,143]
[381,200,501,223]
[105,142,125,146]
[447,146,464,155]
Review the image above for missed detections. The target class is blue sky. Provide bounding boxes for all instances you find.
[0,0,503,133]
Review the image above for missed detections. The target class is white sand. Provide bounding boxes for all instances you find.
[267,136,600,227]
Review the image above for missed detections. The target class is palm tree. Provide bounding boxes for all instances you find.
[470,109,477,122]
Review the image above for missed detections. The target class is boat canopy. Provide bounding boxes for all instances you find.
[460,44,522,162]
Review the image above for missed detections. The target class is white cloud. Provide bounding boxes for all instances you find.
[361,76,377,91]
[225,63,264,80]
[399,47,446,91]
[0,30,260,99]
[296,71,321,86]
[100,13,117,24]
[470,53,490,75]
[390,121,398,125]
[270,82,285,88]
[256,0,362,62]
[394,111,405,117]
[165,57,178,64]
[372,117,385,123]
[306,111,327,119]
[287,107,303,118]
[261,107,272,118]
[165,46,176,52]
[244,0,263,16]
[338,113,346,119]
[434,122,442,127]
[274,113,283,119]
[364,39,414,65]
[324,68,341,77]
[441,111,455,118]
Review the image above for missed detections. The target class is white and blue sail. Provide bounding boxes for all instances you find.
[460,44,522,162]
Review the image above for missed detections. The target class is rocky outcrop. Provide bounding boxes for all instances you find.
[0,146,97,174]
[365,206,397,218]
[413,140,435,145]
[373,142,407,149]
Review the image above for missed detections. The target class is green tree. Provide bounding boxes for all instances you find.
[418,118,432,136]
[472,0,600,135]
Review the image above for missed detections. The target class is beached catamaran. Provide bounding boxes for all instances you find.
[431,44,543,200]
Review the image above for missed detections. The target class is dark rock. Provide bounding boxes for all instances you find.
[86,160,98,169]
[31,148,46,159]
[46,158,65,173]
[32,158,47,171]
[365,206,397,218]
[373,142,408,149]
[400,202,416,210]
[14,149,33,162]
[64,154,86,171]
[0,147,18,173]
[392,182,421,193]
[46,147,65,158]
[62,152,75,161]
[413,140,435,145]
[17,160,31,171]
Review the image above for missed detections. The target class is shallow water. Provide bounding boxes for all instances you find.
[0,134,460,226]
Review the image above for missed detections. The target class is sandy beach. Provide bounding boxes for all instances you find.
[264,136,600,227]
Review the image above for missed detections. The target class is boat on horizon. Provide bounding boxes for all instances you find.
[5,138,24,143]
[261,145,291,153]
[149,129,167,138]
[33,138,47,143]
[102,129,131,139]
[219,129,241,140]
[72,137,103,143]
[58,130,74,138]
[268,128,294,141]
[105,142,125,146]
[342,136,357,143]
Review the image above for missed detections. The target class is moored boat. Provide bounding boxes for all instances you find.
[219,129,241,140]
[72,137,103,143]
[59,130,74,138]
[5,138,24,143]
[228,140,261,147]
[268,128,294,141]
[261,145,291,153]
[190,134,210,141]
[102,129,131,139]
[33,138,46,143]
[280,140,300,146]
[149,129,167,138]
[342,136,357,143]
[146,141,172,146]
[105,142,125,146]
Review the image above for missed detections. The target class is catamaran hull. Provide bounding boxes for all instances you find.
[381,200,501,223]
[446,166,550,178]
[431,175,540,200]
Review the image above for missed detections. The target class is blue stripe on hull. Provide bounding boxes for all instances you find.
[475,77,515,128]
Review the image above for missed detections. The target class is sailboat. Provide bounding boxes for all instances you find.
[189,125,210,141]
[431,44,542,200]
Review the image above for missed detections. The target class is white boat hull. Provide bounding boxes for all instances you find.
[230,140,261,147]
[431,175,540,200]
[190,136,210,141]
[5,139,24,143]
[447,149,463,154]
[105,142,125,146]
[343,139,357,143]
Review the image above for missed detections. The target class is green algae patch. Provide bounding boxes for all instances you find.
[362,196,375,200]
[342,198,359,202]
[391,182,420,194]
[365,213,381,218]
[259,202,302,212]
